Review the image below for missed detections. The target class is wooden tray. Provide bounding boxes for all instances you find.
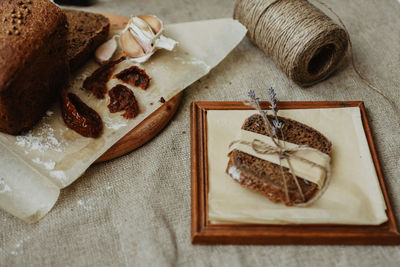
[93,14,183,163]
[95,92,182,163]
[190,101,400,245]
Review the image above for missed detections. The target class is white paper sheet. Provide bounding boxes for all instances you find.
[0,19,247,223]
[208,107,388,225]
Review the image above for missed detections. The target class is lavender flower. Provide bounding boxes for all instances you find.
[248,90,260,106]
[246,87,284,138]
[267,87,278,116]
[272,119,284,129]
[248,90,256,100]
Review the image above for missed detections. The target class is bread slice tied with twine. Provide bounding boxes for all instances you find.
[226,89,332,206]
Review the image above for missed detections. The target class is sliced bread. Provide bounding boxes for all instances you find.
[64,9,110,71]
[226,114,332,206]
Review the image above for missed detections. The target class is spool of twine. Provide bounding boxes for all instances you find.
[234,0,400,126]
[234,0,348,87]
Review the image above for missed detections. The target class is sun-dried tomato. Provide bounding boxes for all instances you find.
[83,57,126,99]
[108,85,140,119]
[61,90,103,138]
[114,66,151,90]
[108,84,139,119]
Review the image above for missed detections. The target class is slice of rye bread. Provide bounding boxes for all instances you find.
[226,114,332,206]
[64,9,110,71]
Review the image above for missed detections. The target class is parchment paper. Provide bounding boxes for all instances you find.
[208,107,388,225]
[0,19,246,223]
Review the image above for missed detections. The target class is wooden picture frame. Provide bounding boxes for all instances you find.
[190,101,400,245]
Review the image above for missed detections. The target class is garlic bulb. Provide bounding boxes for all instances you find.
[121,15,177,62]
[95,14,177,64]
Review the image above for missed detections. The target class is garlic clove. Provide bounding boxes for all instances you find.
[130,17,155,37]
[126,17,156,54]
[95,36,118,64]
[137,15,163,35]
[128,27,153,54]
[120,29,146,58]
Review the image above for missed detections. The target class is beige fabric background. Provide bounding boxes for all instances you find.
[1,0,400,266]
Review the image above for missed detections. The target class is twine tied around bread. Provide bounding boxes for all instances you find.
[234,0,400,127]
[229,137,330,204]
[229,89,331,206]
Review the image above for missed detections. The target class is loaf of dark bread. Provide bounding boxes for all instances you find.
[0,0,69,135]
[226,114,332,206]
[64,9,110,71]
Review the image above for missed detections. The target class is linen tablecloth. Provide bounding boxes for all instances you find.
[1,0,400,266]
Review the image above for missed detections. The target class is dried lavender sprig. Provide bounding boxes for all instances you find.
[248,90,256,100]
[267,87,284,139]
[246,90,280,146]
[272,119,284,129]
[247,90,260,107]
[246,89,305,202]
[267,87,278,117]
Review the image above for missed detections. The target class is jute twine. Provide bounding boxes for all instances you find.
[234,0,348,87]
[229,138,331,206]
[234,0,400,125]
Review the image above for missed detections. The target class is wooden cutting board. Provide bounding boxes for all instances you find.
[94,14,183,163]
